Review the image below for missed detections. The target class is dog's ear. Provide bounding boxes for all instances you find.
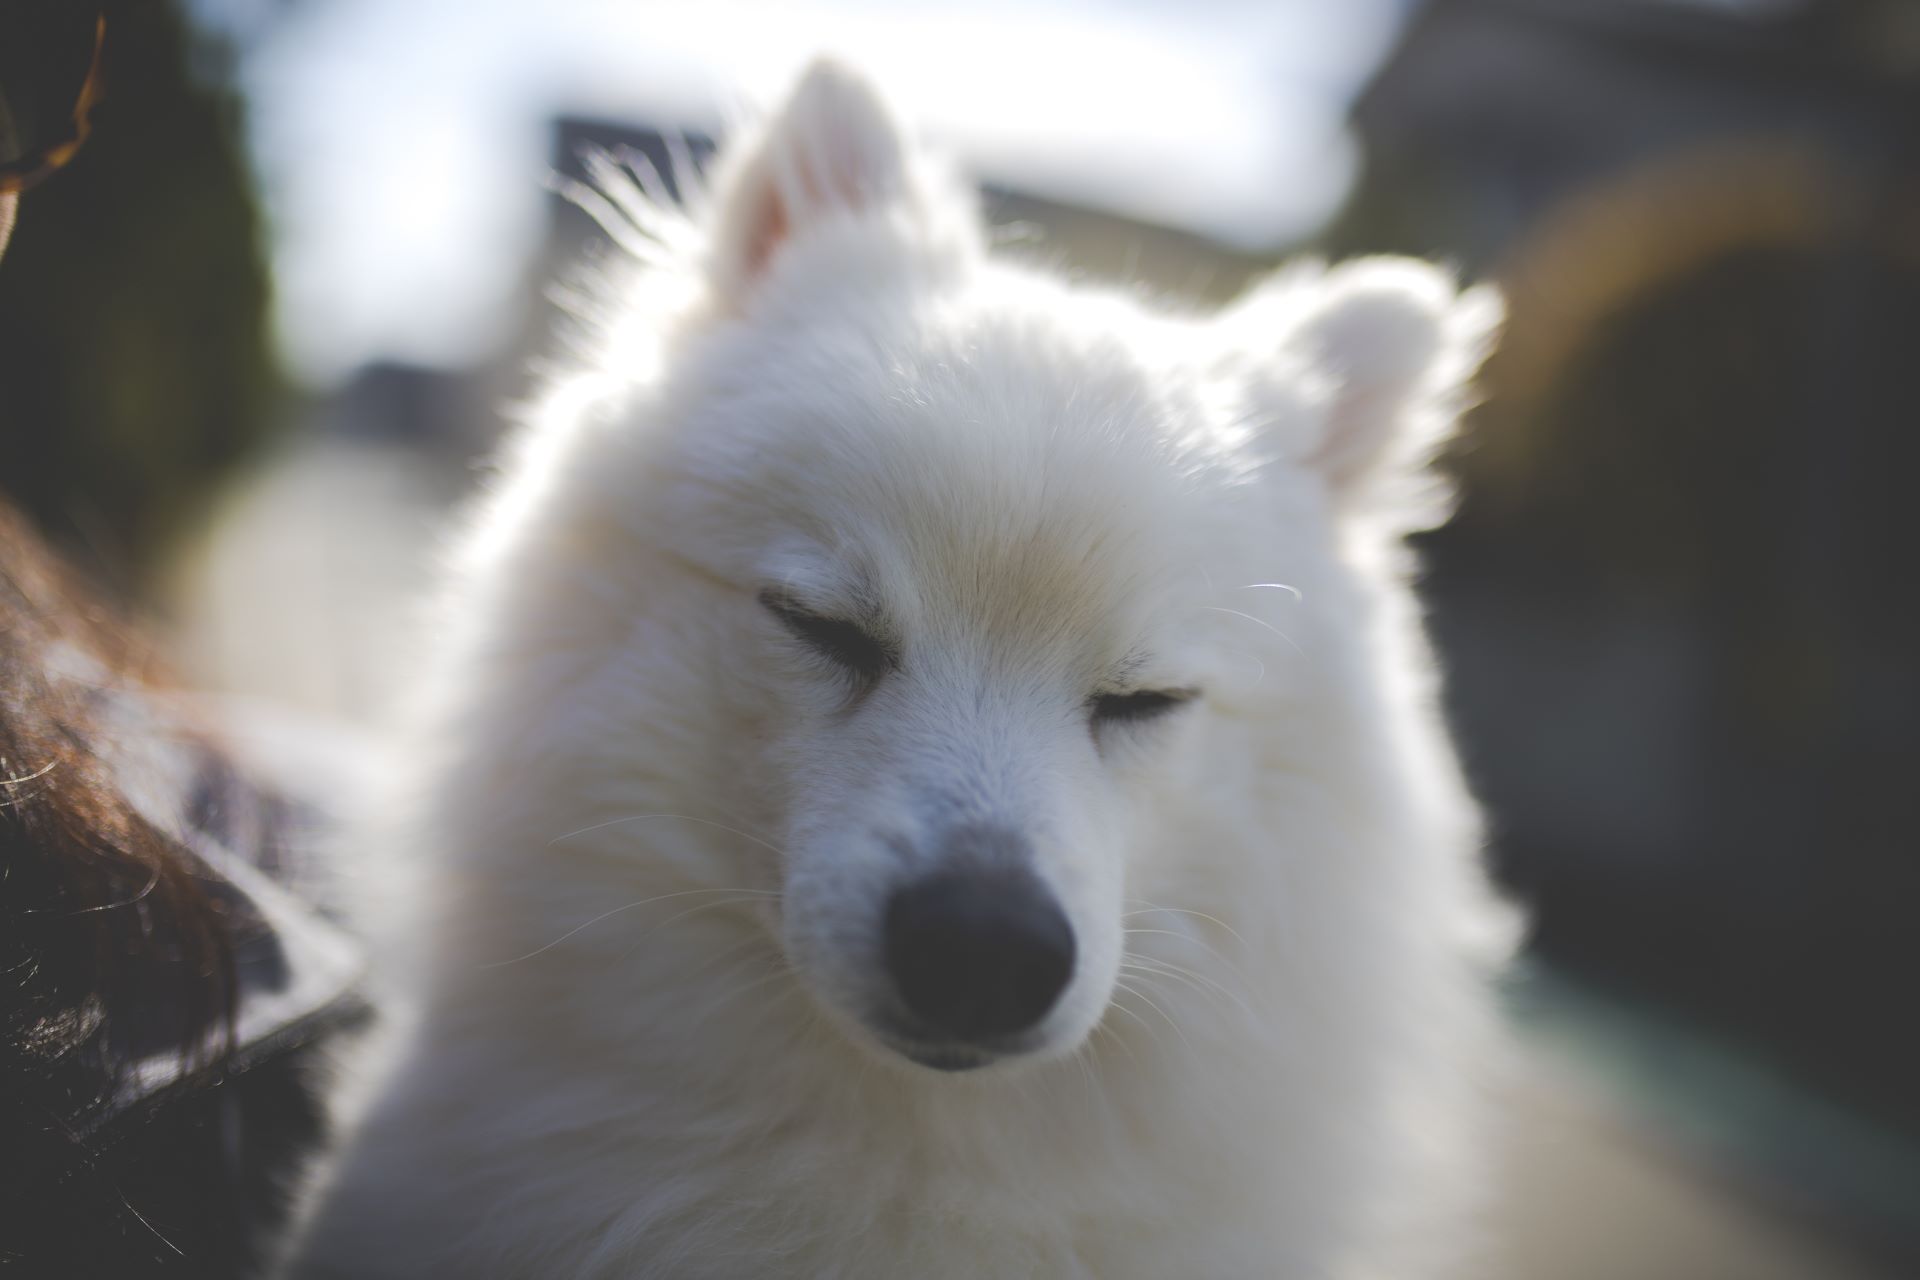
[705,58,957,302]
[1221,258,1501,526]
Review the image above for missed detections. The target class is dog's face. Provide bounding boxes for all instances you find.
[654,290,1240,1072]
[587,63,1495,1074]
[724,320,1238,1073]
[751,480,1197,1069]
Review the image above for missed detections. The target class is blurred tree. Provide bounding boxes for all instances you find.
[1324,0,1920,1245]
[0,0,278,594]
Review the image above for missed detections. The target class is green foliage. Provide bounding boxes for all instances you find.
[0,0,279,592]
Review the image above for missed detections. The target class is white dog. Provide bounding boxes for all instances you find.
[291,59,1514,1280]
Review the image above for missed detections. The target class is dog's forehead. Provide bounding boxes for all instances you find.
[749,313,1222,646]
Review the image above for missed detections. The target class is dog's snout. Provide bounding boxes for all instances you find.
[883,866,1076,1042]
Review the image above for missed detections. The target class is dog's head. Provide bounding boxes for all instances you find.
[566,61,1497,1074]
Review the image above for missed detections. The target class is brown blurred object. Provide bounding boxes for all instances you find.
[0,8,103,196]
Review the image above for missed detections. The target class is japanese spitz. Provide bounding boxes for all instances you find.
[292,59,1514,1280]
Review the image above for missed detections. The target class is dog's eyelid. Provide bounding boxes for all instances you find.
[757,585,806,618]
[757,586,899,677]
[757,586,873,630]
[757,584,874,622]
[1088,685,1201,725]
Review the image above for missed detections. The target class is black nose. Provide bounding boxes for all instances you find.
[883,866,1076,1041]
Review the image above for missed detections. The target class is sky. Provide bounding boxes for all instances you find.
[216,0,1412,386]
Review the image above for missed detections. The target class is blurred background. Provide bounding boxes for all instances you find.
[2,1,1916,1276]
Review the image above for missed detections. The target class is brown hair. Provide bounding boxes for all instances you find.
[0,501,234,1111]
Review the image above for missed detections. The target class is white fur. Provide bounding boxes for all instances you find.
[290,59,1515,1280]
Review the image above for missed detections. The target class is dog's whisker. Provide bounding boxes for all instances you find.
[648,895,779,935]
[1121,957,1252,1021]
[548,812,791,860]
[1102,987,1166,1055]
[1122,901,1249,949]
[1121,961,1228,1017]
[674,949,786,1015]
[1085,1016,1141,1074]
[1116,977,1200,1059]
[483,889,773,969]
[1123,926,1247,977]
[612,902,779,968]
[1131,962,1249,1021]
[1057,1036,1106,1119]
[1122,952,1232,993]
[1110,977,1198,1060]
[703,960,801,1021]
[1200,606,1306,659]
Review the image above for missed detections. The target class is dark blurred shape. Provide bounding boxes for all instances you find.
[0,4,102,194]
[312,360,490,458]
[0,0,278,593]
[1330,0,1920,1255]
[0,500,368,1277]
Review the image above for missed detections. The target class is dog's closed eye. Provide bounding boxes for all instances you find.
[759,588,898,681]
[1088,687,1198,728]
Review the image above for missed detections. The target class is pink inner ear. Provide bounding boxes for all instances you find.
[1308,380,1409,490]
[708,60,944,301]
[738,143,869,284]
[740,185,791,284]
